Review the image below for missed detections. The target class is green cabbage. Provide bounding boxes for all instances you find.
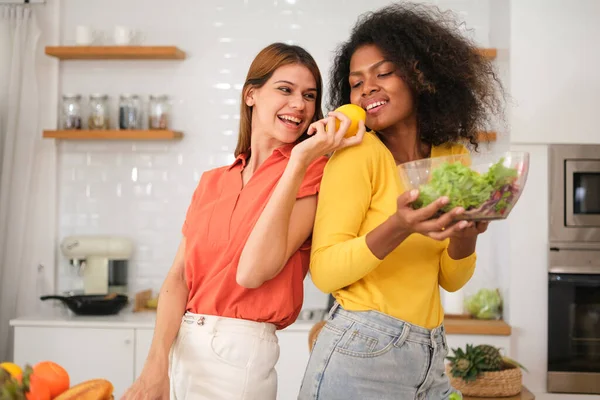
[464,288,503,320]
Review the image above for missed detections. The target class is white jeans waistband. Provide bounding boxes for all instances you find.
[181,312,277,340]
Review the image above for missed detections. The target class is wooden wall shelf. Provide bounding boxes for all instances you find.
[477,131,498,142]
[44,46,490,61]
[43,130,490,142]
[43,130,183,140]
[45,46,186,60]
[478,48,497,59]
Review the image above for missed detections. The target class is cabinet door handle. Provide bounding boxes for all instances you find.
[125,339,131,345]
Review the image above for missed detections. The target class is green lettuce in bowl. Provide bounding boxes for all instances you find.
[398,151,529,221]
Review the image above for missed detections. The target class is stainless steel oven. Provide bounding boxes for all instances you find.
[549,144,600,245]
[548,144,600,394]
[547,247,600,394]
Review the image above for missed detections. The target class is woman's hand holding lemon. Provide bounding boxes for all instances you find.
[331,104,367,138]
[291,104,366,166]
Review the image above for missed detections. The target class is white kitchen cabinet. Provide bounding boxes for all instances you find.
[276,330,311,400]
[134,328,154,379]
[10,313,512,400]
[12,326,135,398]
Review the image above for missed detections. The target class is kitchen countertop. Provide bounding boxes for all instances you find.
[10,309,511,335]
[8,307,318,332]
[444,317,511,336]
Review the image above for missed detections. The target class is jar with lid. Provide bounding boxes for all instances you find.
[148,95,170,130]
[119,94,142,130]
[61,94,82,130]
[88,94,110,130]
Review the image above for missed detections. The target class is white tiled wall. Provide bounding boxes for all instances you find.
[54,0,501,308]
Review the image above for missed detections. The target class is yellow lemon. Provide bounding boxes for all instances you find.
[0,362,23,378]
[331,104,366,138]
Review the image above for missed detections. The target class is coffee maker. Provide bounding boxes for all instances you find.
[60,235,133,295]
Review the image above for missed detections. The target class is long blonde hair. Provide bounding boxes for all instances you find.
[235,43,324,157]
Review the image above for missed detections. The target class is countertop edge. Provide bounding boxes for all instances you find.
[10,315,512,336]
[8,316,316,331]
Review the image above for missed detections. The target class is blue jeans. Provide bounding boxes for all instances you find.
[298,303,460,400]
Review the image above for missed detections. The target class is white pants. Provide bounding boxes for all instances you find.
[169,312,280,400]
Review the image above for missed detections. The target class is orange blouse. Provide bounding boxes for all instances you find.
[182,144,328,329]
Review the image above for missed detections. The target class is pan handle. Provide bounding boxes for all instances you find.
[40,295,68,301]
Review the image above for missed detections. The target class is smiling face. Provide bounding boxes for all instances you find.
[245,63,318,144]
[348,44,415,132]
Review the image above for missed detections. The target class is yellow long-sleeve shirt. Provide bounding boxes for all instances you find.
[310,131,477,329]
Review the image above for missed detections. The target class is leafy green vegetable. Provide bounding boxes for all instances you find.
[412,157,518,214]
[485,159,519,187]
[464,288,503,319]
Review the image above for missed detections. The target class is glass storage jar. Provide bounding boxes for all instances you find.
[61,94,82,130]
[148,95,170,130]
[88,94,110,130]
[118,94,142,130]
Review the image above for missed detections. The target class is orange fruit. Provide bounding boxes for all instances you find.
[32,361,70,399]
[14,371,52,400]
[332,104,366,138]
[25,375,52,400]
[0,362,22,378]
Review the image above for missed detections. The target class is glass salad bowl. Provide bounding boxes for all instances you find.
[397,151,530,221]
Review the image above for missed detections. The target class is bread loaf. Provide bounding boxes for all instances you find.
[54,379,113,400]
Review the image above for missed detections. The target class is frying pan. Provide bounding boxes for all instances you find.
[40,293,129,316]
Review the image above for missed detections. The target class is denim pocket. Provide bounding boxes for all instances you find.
[335,323,401,358]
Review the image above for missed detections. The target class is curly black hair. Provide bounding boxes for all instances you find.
[328,2,505,150]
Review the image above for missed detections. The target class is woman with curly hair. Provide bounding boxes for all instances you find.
[298,3,504,399]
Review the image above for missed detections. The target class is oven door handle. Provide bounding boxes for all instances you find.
[548,265,600,275]
[549,273,600,284]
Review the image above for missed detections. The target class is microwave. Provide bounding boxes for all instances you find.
[549,144,600,246]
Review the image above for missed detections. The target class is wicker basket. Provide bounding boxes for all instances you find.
[446,363,523,397]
